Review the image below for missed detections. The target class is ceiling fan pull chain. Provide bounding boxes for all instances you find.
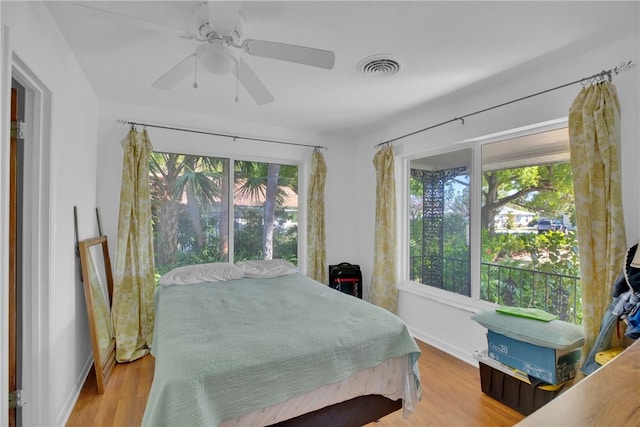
[193,52,199,89]
[235,59,240,102]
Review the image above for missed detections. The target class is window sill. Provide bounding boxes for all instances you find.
[398,280,498,314]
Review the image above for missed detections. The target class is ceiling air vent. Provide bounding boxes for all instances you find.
[357,54,403,78]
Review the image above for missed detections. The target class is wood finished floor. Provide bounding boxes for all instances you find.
[67,340,525,426]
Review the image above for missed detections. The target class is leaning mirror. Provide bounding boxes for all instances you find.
[78,235,116,394]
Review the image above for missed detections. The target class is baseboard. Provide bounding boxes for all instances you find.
[408,325,477,367]
[56,354,93,426]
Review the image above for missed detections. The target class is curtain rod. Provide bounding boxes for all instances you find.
[374,60,636,148]
[116,119,327,150]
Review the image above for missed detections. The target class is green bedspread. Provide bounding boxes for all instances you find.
[142,273,421,427]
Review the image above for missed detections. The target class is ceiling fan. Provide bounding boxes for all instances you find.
[75,1,335,105]
[86,1,335,105]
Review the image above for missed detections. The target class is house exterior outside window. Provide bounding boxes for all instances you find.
[406,127,581,323]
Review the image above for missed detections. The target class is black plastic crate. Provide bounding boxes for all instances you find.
[478,362,564,415]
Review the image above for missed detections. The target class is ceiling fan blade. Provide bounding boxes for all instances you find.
[208,1,242,34]
[72,2,197,40]
[151,53,197,89]
[236,60,274,106]
[242,39,335,70]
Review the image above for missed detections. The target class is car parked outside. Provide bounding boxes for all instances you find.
[537,219,553,233]
[550,220,564,231]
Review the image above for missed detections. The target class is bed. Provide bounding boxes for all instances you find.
[142,261,422,427]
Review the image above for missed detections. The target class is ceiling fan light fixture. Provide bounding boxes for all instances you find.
[197,42,236,75]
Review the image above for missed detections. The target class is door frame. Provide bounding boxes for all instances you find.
[1,24,11,427]
[1,26,53,426]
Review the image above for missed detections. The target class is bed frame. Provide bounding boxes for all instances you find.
[270,395,402,427]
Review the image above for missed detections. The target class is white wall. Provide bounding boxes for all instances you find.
[1,2,99,425]
[353,33,640,365]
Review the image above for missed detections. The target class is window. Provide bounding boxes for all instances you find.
[232,161,299,262]
[409,149,471,296]
[150,152,299,276]
[407,127,581,323]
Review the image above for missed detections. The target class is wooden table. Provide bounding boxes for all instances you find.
[515,339,640,426]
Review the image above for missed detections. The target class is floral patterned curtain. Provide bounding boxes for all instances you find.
[569,81,627,364]
[112,129,156,362]
[370,145,398,313]
[307,149,327,283]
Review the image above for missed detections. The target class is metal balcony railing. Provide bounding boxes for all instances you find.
[410,256,582,324]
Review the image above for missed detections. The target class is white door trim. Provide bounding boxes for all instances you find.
[0,23,12,427]
[10,51,53,427]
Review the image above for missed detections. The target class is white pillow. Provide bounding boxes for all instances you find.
[236,259,297,278]
[159,262,243,286]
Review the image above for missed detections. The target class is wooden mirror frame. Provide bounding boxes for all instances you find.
[78,235,116,394]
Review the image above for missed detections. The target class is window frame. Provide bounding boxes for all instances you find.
[149,149,308,272]
[408,148,473,296]
[229,157,302,264]
[398,118,569,310]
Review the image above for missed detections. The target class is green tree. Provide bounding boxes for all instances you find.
[150,153,298,269]
[482,163,574,233]
[505,211,515,230]
[149,152,184,266]
[263,163,281,259]
[234,161,297,261]
[149,153,225,266]
[179,155,223,252]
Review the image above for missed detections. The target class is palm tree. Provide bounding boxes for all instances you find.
[150,153,298,267]
[218,160,230,258]
[178,155,224,252]
[263,164,281,259]
[149,152,184,265]
[149,153,226,265]
[234,161,296,260]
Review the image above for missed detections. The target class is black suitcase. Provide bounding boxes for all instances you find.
[329,263,362,298]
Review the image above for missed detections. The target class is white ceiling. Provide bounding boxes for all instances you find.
[45,1,639,137]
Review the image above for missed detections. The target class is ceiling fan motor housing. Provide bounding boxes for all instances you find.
[194,2,244,44]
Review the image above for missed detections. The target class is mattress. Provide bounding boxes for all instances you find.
[221,354,418,426]
[143,273,421,427]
